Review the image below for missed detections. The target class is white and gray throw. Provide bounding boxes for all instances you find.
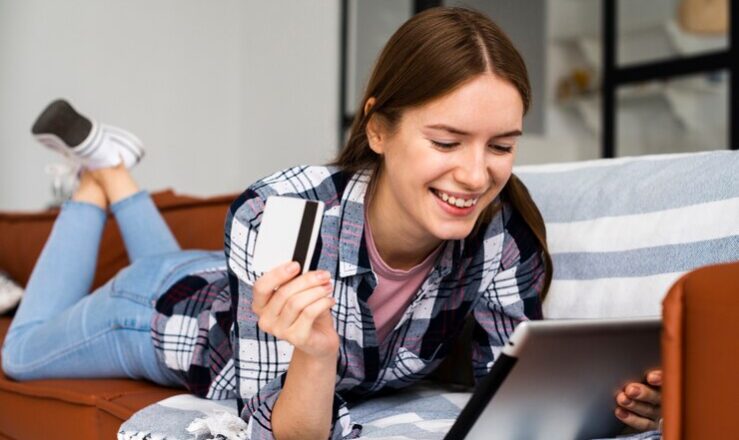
[118,381,660,440]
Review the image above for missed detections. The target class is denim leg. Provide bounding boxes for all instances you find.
[10,201,106,334]
[2,249,223,385]
[1,277,181,386]
[109,190,180,262]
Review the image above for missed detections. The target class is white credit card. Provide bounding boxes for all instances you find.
[252,196,325,275]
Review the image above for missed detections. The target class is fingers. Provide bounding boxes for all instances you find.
[614,378,663,432]
[259,282,333,335]
[287,297,337,345]
[260,270,331,318]
[646,369,662,387]
[624,382,661,406]
[616,391,660,419]
[252,261,301,313]
[615,407,659,431]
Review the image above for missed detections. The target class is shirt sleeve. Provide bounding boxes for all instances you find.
[469,207,546,382]
[224,186,362,439]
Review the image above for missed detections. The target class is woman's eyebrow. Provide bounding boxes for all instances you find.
[494,129,523,138]
[424,124,522,138]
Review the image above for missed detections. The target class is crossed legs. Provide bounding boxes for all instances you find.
[1,102,181,384]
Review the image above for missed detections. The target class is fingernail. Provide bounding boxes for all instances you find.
[620,396,632,405]
[317,271,330,281]
[286,262,300,273]
[324,283,333,292]
[615,408,628,419]
[649,371,662,384]
[627,386,640,398]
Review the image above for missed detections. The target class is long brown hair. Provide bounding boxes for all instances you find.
[331,6,552,298]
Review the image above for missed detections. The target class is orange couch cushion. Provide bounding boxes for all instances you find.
[0,190,238,439]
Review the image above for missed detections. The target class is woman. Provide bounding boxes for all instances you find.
[2,7,661,439]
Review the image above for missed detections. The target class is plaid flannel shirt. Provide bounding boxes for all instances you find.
[153,165,546,439]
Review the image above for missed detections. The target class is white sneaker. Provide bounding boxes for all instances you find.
[32,99,145,170]
[0,271,23,314]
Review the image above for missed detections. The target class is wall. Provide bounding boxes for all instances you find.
[0,0,340,210]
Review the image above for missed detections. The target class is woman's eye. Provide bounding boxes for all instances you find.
[490,144,513,153]
[431,140,459,149]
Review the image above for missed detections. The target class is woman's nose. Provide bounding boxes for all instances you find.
[454,146,489,191]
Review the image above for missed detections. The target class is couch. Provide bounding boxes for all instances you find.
[1,150,737,439]
[0,190,235,439]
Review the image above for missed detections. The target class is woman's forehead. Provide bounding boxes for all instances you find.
[406,75,524,135]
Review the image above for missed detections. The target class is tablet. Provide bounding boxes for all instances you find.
[445,317,661,440]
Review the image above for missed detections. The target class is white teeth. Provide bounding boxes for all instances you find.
[434,189,478,208]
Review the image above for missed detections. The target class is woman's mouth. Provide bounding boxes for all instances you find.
[430,188,479,216]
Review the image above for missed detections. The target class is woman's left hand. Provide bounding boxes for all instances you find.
[614,369,662,431]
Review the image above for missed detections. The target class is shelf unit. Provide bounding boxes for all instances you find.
[562,74,727,133]
[601,0,738,157]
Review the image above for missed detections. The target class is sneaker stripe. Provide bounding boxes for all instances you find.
[77,141,101,158]
[109,135,142,161]
[105,125,144,151]
[75,124,103,156]
[101,125,145,168]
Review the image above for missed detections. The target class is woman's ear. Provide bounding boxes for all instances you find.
[363,97,376,116]
[364,97,385,155]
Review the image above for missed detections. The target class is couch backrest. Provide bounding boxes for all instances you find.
[0,190,237,290]
[516,150,739,319]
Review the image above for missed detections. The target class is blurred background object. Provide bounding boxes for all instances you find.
[678,0,729,34]
[0,0,734,211]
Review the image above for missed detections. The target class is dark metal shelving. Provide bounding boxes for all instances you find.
[602,0,737,157]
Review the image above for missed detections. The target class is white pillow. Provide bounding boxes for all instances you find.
[516,151,739,319]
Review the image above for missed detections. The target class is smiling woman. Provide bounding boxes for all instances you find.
[360,73,524,268]
[1,6,660,440]
[333,7,548,277]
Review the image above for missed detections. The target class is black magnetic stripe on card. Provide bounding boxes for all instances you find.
[292,201,318,271]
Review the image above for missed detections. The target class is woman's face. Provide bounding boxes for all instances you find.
[369,73,523,243]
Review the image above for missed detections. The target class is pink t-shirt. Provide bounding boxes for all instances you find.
[364,211,442,344]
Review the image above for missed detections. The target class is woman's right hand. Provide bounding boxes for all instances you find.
[251,261,339,359]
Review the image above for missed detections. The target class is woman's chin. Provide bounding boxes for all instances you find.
[430,222,476,241]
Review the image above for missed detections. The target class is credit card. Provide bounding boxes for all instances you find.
[252,196,325,275]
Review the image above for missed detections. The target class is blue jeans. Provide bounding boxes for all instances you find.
[1,191,224,386]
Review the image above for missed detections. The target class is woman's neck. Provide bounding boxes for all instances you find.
[365,174,442,271]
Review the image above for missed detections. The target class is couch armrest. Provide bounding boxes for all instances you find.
[662,260,739,440]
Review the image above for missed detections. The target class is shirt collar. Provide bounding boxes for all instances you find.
[336,168,462,279]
